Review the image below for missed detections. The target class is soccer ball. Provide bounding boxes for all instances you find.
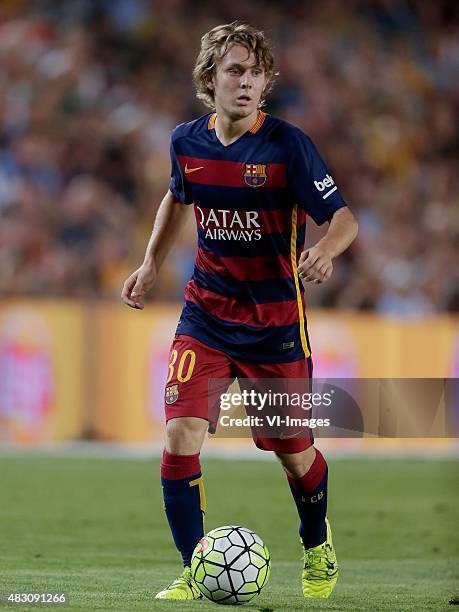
[191,525,270,605]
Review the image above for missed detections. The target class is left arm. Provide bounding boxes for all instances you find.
[298,207,359,284]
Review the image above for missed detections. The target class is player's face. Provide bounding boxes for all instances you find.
[211,44,266,120]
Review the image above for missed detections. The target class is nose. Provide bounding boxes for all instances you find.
[240,71,252,89]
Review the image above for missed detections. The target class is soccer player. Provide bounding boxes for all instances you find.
[121,22,358,600]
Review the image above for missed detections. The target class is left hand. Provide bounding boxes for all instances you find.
[298,245,333,284]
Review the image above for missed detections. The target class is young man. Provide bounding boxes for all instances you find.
[122,22,358,600]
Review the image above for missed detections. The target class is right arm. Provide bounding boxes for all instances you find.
[121,190,191,309]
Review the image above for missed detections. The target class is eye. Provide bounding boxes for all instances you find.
[228,68,240,75]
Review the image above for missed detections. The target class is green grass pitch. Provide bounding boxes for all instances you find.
[0,454,458,611]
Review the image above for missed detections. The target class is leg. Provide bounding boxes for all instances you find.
[277,444,338,598]
[233,355,338,598]
[234,355,322,543]
[159,335,232,580]
[165,415,208,455]
[276,445,316,479]
[234,354,324,546]
[161,416,208,568]
[275,445,328,548]
[157,336,232,601]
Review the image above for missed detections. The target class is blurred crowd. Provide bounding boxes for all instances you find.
[0,0,458,316]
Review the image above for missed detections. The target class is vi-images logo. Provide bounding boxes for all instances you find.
[314,174,338,199]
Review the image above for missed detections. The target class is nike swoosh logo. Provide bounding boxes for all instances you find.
[185,164,204,174]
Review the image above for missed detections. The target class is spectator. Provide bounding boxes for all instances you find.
[0,0,457,314]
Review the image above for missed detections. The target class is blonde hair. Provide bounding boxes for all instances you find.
[193,22,276,110]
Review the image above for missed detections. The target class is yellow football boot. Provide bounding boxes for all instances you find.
[155,566,202,600]
[302,518,339,598]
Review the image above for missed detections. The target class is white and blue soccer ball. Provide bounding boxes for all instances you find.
[191,525,271,605]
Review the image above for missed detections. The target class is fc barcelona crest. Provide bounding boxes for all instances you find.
[165,384,179,404]
[244,163,267,188]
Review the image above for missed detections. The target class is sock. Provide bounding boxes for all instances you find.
[160,449,206,567]
[285,448,328,549]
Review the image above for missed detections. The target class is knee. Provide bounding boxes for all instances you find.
[276,445,317,479]
[165,417,208,455]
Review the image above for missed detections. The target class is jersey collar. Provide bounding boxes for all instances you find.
[207,110,266,134]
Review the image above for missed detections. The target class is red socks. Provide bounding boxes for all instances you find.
[160,449,201,480]
[284,448,329,548]
[297,448,327,491]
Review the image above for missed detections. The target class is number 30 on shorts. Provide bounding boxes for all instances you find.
[167,349,196,383]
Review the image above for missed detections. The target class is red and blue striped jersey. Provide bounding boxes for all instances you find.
[169,111,346,363]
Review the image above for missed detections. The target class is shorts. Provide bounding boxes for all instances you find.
[163,334,314,453]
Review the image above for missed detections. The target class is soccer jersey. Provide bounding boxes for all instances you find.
[169,111,346,363]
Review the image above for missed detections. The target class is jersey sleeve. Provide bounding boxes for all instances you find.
[169,137,193,204]
[288,129,346,225]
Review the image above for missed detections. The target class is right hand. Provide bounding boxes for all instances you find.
[121,264,157,310]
